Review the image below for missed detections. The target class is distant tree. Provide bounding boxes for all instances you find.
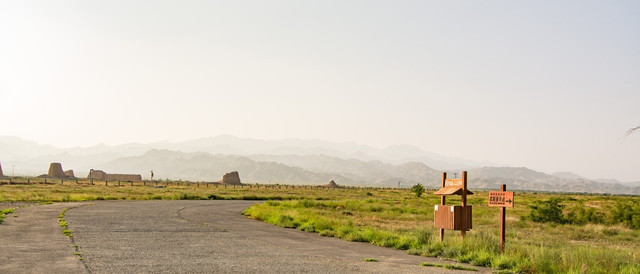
[411,183,425,198]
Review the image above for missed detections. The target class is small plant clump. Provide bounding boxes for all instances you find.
[0,208,16,224]
[58,208,72,237]
[62,229,72,237]
[364,258,378,262]
[411,184,425,198]
[526,198,566,224]
[420,262,478,271]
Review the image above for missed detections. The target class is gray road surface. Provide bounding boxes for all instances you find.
[0,203,86,273]
[2,201,486,273]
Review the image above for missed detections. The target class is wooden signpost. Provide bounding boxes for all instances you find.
[434,171,473,241]
[489,184,514,252]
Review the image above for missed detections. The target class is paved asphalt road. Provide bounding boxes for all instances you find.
[1,201,487,273]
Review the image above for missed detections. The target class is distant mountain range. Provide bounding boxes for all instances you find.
[1,135,638,195]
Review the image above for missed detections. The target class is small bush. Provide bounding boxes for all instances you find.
[566,207,605,225]
[527,198,566,224]
[611,201,640,229]
[411,184,425,198]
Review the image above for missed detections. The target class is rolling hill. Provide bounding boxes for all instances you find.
[1,135,638,194]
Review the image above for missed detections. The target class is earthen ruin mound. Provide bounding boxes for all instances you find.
[220,171,242,185]
[323,180,339,188]
[48,163,66,178]
[64,170,75,178]
[37,163,76,179]
[88,170,142,181]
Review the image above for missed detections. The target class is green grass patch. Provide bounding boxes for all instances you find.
[242,192,640,273]
[0,208,16,224]
[59,208,72,237]
[62,229,72,237]
[420,262,478,271]
[364,258,378,262]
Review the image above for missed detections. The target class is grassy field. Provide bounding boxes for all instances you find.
[1,179,639,273]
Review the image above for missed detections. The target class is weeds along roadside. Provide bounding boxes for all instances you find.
[58,206,88,262]
[241,195,640,273]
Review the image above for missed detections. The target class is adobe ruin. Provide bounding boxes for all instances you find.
[220,171,242,185]
[88,170,142,181]
[323,180,339,188]
[48,163,66,178]
[64,170,75,178]
[36,163,76,179]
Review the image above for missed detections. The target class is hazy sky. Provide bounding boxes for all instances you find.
[1,1,639,181]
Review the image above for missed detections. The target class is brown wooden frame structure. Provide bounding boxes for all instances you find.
[434,171,473,241]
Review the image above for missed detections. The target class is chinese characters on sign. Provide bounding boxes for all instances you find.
[488,191,514,207]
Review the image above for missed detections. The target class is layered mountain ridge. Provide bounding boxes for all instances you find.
[1,135,638,194]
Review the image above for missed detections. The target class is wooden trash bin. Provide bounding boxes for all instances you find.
[434,205,472,230]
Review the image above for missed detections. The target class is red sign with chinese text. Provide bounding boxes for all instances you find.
[488,191,514,207]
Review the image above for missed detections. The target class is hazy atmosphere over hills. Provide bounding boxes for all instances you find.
[1,135,638,195]
[1,2,638,185]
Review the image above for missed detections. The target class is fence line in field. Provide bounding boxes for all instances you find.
[0,177,424,191]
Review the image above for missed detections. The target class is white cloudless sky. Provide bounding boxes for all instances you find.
[1,1,639,181]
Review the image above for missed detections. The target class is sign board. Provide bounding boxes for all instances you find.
[488,191,514,207]
[445,178,463,186]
